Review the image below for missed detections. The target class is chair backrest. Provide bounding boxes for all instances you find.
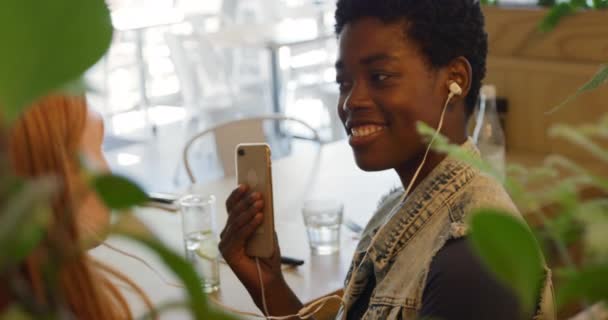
[183,114,322,183]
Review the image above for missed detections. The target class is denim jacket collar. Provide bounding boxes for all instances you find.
[365,139,479,273]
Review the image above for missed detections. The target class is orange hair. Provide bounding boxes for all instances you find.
[7,95,153,319]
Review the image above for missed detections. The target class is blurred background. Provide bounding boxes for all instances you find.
[88,0,346,192]
[87,0,601,195]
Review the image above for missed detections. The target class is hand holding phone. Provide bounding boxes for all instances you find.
[219,183,285,309]
[220,145,305,314]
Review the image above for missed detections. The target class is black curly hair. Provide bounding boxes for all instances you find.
[335,0,488,116]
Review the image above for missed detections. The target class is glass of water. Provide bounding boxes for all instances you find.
[179,194,220,293]
[302,199,343,255]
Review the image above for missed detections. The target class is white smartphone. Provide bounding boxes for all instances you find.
[235,143,275,258]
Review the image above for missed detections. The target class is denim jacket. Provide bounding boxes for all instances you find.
[336,140,555,320]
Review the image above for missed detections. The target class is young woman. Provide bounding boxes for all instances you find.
[219,1,554,319]
[2,95,151,319]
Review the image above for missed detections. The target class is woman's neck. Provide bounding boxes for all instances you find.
[395,150,446,196]
[396,134,467,196]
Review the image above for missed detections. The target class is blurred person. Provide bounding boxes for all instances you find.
[219,1,554,319]
[2,95,152,319]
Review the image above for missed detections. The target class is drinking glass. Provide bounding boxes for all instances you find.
[302,199,343,255]
[179,194,220,293]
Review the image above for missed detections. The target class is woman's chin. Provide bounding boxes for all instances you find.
[353,155,392,172]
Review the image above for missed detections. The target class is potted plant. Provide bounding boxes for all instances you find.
[417,64,608,318]
[0,1,234,319]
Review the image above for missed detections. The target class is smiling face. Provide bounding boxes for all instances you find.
[336,17,460,172]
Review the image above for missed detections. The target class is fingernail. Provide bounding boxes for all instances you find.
[238,184,246,191]
[250,192,261,200]
[254,200,264,208]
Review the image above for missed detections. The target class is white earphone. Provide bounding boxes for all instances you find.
[449,81,463,97]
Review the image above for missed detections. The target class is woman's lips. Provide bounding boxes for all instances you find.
[349,124,387,147]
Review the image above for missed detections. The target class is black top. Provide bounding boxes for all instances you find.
[347,238,522,320]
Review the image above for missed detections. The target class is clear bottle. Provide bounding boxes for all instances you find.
[467,84,506,179]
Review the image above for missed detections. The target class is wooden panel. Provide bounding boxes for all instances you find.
[518,10,608,63]
[483,6,545,57]
[487,57,608,162]
[483,6,608,165]
[484,6,608,62]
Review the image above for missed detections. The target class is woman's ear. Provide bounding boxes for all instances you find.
[447,56,472,99]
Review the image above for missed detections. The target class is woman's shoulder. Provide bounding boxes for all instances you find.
[447,171,521,224]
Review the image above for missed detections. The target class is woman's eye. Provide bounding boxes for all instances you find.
[372,74,390,82]
[336,80,352,93]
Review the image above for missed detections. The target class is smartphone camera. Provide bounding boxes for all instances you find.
[238,149,245,156]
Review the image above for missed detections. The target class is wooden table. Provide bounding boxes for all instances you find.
[91,140,401,319]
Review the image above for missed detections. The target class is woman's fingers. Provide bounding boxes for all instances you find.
[225,184,248,210]
[220,212,263,251]
[222,186,258,239]
[220,186,265,257]
[238,212,264,243]
[220,198,263,239]
[228,192,261,218]
[232,200,264,231]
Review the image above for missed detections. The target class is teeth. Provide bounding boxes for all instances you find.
[351,125,385,137]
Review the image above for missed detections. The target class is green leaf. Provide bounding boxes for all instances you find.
[92,174,148,209]
[539,3,576,33]
[546,64,608,114]
[556,265,608,306]
[417,122,501,178]
[0,305,34,320]
[0,177,54,270]
[544,154,608,192]
[115,215,209,319]
[0,0,113,118]
[113,215,236,320]
[549,124,608,163]
[57,77,88,96]
[573,64,608,95]
[469,209,545,314]
[538,187,584,250]
[575,199,608,262]
[593,0,608,8]
[537,0,556,6]
[572,0,591,8]
[545,207,584,247]
[115,227,209,319]
[205,310,239,320]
